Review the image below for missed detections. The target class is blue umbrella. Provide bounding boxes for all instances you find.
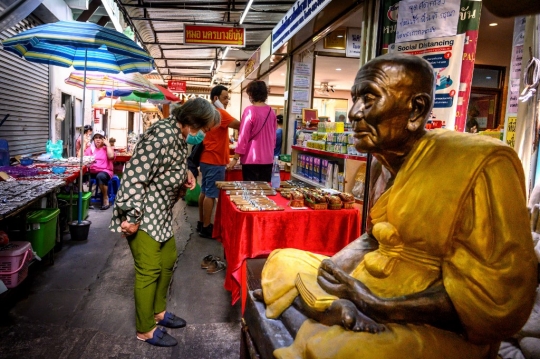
[2,21,155,225]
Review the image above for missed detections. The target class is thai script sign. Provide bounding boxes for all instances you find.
[168,80,187,93]
[184,25,245,46]
[396,0,460,43]
[346,28,361,58]
[271,0,332,54]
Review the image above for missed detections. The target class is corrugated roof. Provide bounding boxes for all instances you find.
[116,0,295,87]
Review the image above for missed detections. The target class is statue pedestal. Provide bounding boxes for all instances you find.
[241,259,308,358]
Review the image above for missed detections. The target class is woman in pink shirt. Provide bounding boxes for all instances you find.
[84,129,115,210]
[229,80,277,181]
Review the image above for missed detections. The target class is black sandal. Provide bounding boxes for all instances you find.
[100,204,110,210]
[206,259,226,274]
[201,255,221,269]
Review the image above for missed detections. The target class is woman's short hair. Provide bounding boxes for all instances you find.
[84,125,93,134]
[246,80,268,103]
[171,98,220,130]
[276,114,283,125]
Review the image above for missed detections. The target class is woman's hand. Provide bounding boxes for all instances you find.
[184,170,196,190]
[226,158,238,171]
[120,221,139,237]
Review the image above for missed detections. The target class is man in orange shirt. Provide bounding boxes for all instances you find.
[198,85,240,238]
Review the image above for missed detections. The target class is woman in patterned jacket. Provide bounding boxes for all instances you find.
[110,98,220,347]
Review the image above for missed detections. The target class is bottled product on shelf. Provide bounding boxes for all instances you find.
[271,156,281,189]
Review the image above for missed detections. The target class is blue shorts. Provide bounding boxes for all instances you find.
[200,163,226,198]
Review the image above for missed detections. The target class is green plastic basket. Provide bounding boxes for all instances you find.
[279,154,292,162]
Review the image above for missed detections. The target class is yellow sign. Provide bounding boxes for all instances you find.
[506,117,517,148]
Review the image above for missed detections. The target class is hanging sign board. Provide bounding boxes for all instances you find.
[168,80,187,93]
[183,25,245,47]
[271,0,332,54]
[245,48,260,77]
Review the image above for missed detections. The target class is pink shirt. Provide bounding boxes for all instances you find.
[235,105,277,165]
[84,145,114,177]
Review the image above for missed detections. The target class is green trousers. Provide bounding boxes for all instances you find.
[128,230,177,333]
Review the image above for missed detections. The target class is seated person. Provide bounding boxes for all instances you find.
[76,125,93,157]
[255,53,537,358]
[84,130,115,210]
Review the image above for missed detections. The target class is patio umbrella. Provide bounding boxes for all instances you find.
[1,20,154,225]
[121,84,181,104]
[66,70,160,136]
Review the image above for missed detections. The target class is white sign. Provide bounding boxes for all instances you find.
[346,28,362,58]
[395,0,460,43]
[272,0,333,53]
[292,88,310,102]
[293,74,310,88]
[292,101,309,114]
[294,62,312,76]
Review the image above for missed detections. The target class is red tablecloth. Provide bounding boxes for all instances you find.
[224,169,290,181]
[213,190,361,306]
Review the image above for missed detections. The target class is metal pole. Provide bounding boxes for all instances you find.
[78,49,87,224]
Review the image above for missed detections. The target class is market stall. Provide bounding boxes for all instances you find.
[213,186,361,309]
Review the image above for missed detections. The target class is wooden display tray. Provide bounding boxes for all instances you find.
[306,200,328,210]
[343,202,355,209]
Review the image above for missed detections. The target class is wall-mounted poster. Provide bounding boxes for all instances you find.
[302,108,318,124]
[335,110,347,122]
[324,29,347,50]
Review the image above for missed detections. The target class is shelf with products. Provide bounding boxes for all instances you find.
[290,145,367,204]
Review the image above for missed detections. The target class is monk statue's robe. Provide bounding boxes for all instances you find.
[261,130,537,359]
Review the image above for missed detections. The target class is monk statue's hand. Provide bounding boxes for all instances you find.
[318,259,356,299]
[318,259,376,314]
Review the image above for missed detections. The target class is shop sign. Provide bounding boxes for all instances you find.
[346,28,361,58]
[168,80,187,93]
[271,0,332,54]
[183,25,245,47]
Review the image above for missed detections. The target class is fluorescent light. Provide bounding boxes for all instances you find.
[337,35,343,38]
[209,60,215,71]
[222,46,230,59]
[336,68,342,71]
[489,23,498,26]
[486,76,492,79]
[239,0,254,25]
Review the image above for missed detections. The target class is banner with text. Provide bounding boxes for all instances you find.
[184,25,245,47]
[390,34,465,129]
[272,0,332,54]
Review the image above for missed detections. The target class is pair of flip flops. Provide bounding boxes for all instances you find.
[201,254,226,274]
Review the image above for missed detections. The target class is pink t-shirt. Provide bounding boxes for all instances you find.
[235,105,277,165]
[84,145,114,177]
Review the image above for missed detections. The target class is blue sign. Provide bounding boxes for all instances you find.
[271,0,332,54]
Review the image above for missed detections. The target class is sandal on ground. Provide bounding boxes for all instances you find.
[201,255,221,269]
[136,327,178,347]
[156,311,187,328]
[100,204,110,210]
[207,259,226,274]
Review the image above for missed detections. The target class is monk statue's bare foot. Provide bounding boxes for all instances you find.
[329,299,386,333]
[253,289,264,301]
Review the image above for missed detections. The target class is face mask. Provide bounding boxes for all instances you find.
[214,99,225,109]
[186,130,205,145]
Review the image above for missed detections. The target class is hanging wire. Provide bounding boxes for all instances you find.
[519,48,540,102]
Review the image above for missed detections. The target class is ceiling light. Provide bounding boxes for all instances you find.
[486,76,492,79]
[336,68,341,71]
[489,23,498,26]
[281,73,285,76]
[337,35,343,38]
[209,60,215,71]
[239,0,254,25]
[222,46,230,59]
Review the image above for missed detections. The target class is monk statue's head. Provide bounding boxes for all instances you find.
[349,53,435,157]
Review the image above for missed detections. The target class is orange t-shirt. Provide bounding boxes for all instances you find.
[200,108,235,165]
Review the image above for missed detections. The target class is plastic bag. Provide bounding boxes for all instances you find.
[351,162,367,199]
[185,183,201,206]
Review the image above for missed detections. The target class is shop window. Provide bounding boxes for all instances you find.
[467,65,505,131]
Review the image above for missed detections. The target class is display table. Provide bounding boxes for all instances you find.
[213,190,361,308]
[225,169,290,181]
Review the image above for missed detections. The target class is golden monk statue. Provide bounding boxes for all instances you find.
[254,53,537,358]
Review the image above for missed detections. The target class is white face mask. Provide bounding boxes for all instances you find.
[214,99,225,109]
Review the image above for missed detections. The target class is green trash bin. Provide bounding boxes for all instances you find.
[57,192,91,220]
[26,209,60,258]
